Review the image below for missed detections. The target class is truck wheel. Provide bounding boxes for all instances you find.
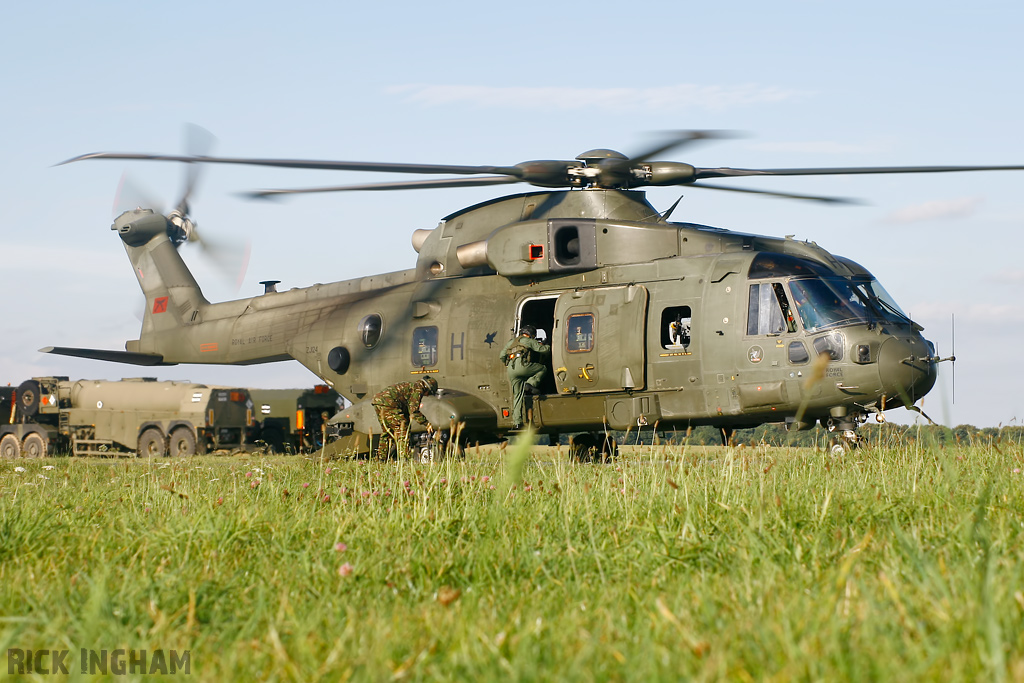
[22,433,47,458]
[262,427,286,454]
[16,380,40,419]
[169,427,197,457]
[137,428,166,458]
[0,434,20,459]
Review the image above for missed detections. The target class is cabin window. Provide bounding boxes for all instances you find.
[358,314,383,348]
[746,283,795,335]
[788,341,810,364]
[412,326,438,367]
[813,332,845,361]
[660,306,691,349]
[566,313,595,353]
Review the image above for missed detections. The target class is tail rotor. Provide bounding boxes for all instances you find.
[111,125,250,292]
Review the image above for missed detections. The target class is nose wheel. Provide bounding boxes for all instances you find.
[826,416,860,455]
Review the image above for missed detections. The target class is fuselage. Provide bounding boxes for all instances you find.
[113,189,937,437]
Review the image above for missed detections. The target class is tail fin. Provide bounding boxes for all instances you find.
[115,209,209,355]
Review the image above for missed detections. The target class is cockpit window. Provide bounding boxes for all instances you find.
[789,278,871,332]
[748,252,831,279]
[836,256,913,325]
[854,278,912,323]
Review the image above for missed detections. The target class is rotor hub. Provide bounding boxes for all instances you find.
[167,209,196,246]
[575,148,629,163]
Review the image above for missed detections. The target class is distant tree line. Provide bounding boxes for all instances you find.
[555,423,1024,449]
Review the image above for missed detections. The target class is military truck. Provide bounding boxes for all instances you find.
[0,377,254,458]
[250,385,343,453]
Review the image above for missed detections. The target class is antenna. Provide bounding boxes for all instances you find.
[951,313,956,405]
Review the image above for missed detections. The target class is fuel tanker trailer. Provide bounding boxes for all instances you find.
[0,377,255,458]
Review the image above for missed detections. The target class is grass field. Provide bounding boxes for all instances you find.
[2,436,1023,681]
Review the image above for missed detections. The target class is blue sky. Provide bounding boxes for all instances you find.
[2,1,1022,427]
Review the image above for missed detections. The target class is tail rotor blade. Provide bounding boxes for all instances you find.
[113,172,163,218]
[176,123,216,216]
[189,226,251,293]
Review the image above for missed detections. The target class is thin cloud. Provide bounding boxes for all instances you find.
[385,83,808,112]
[991,268,1024,284]
[884,196,983,224]
[908,299,1024,323]
[1,245,125,277]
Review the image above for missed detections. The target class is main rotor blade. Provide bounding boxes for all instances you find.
[695,164,1024,179]
[630,130,738,162]
[689,182,859,204]
[241,175,522,199]
[59,152,524,178]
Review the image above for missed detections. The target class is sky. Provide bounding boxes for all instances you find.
[2,1,1022,428]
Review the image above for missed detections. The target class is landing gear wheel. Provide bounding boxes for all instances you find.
[410,431,448,464]
[825,417,860,456]
[416,443,435,464]
[0,434,20,459]
[828,434,858,456]
[22,433,47,458]
[168,427,197,457]
[569,433,598,462]
[137,428,166,458]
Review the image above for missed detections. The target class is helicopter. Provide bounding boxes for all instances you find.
[43,131,1024,458]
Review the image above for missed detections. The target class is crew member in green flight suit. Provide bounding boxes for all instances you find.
[500,325,550,430]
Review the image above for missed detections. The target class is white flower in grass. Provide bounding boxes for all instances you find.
[43,465,54,471]
[14,467,26,473]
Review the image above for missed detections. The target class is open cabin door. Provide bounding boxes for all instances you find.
[551,285,648,395]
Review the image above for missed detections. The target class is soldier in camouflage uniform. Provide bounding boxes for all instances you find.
[371,376,438,458]
[500,325,550,430]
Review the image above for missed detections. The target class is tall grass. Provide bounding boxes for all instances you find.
[1,438,1022,680]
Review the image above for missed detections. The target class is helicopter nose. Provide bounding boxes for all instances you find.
[876,336,937,407]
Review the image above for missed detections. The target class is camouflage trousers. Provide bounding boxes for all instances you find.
[373,405,410,459]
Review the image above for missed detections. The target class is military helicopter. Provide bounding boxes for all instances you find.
[44,131,1024,458]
